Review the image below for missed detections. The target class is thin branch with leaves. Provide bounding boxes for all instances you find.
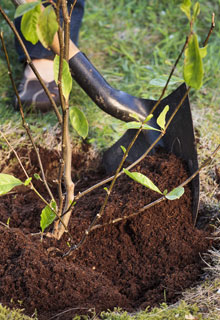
[62,7,215,254]
[0,1,217,252]
[64,144,219,256]
[0,31,55,202]
[0,5,62,124]
[0,130,73,241]
[64,10,215,213]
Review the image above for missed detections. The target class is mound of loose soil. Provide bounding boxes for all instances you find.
[0,146,212,319]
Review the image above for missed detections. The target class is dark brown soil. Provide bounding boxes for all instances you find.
[0,146,212,319]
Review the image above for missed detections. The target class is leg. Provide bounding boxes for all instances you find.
[14,0,85,111]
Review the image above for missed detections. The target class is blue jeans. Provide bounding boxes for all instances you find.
[14,0,85,62]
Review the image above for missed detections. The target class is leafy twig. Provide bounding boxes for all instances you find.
[66,12,215,210]
[63,37,190,216]
[0,132,73,241]
[62,87,191,256]
[80,145,220,233]
[63,12,216,253]
[66,87,190,209]
[0,31,54,202]
[0,5,62,124]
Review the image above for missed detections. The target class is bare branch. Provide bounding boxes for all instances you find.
[69,0,77,19]
[203,13,215,47]
[0,131,29,180]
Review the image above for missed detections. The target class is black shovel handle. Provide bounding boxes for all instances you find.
[69,52,153,123]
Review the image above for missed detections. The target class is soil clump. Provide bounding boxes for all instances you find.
[0,146,212,319]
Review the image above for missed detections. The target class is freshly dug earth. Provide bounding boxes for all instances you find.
[0,146,212,319]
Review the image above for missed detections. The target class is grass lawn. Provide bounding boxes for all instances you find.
[0,0,220,319]
[1,0,219,151]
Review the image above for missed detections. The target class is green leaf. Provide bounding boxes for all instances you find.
[129,113,140,122]
[67,241,71,248]
[120,145,126,154]
[6,217,10,226]
[40,200,57,232]
[36,5,58,48]
[156,105,169,130]
[180,0,191,21]
[0,173,23,196]
[54,55,72,100]
[21,4,41,45]
[14,1,41,18]
[165,186,185,200]
[24,177,32,186]
[69,107,89,139]
[123,169,162,194]
[104,187,109,194]
[184,34,207,90]
[34,173,41,180]
[123,121,141,130]
[199,46,207,59]
[142,124,160,131]
[149,75,183,87]
[128,114,153,124]
[193,2,200,21]
[69,200,76,206]
[123,121,160,132]
[143,114,153,123]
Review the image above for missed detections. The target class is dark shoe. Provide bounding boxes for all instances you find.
[15,59,60,112]
[15,78,60,112]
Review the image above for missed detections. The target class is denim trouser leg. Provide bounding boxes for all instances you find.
[14,0,85,62]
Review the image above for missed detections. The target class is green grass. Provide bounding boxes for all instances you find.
[0,0,219,151]
[100,301,211,320]
[0,300,217,320]
[0,303,37,319]
[80,0,220,151]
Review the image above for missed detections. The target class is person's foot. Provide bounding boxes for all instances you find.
[15,59,60,112]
